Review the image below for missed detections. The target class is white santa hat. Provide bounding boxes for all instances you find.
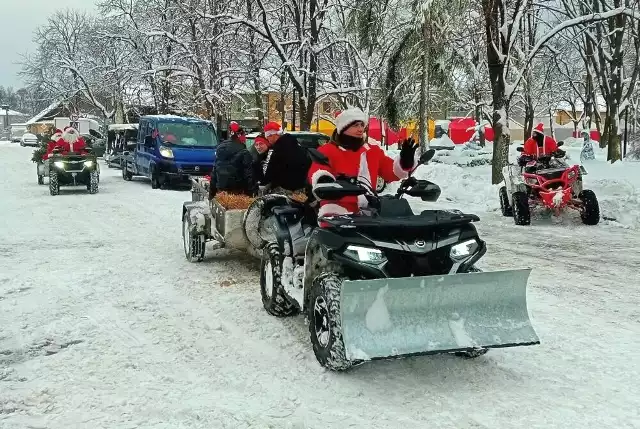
[335,108,367,134]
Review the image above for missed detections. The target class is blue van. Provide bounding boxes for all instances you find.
[121,115,218,188]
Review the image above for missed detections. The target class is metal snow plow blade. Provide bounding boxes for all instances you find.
[340,269,539,362]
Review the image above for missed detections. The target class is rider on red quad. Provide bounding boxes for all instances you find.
[519,123,565,170]
[308,108,419,220]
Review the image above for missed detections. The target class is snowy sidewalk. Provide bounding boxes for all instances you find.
[1,143,639,428]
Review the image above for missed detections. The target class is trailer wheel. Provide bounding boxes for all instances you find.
[182,212,206,262]
[308,273,353,371]
[260,242,298,317]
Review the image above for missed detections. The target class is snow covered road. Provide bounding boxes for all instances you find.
[1,142,639,428]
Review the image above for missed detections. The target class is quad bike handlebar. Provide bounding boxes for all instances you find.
[311,149,440,204]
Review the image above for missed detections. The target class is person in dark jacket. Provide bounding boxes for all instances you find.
[247,134,270,184]
[209,122,257,199]
[262,122,311,192]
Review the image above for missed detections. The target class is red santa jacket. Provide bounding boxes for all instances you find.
[42,138,65,160]
[59,136,88,154]
[308,141,413,218]
[523,135,558,157]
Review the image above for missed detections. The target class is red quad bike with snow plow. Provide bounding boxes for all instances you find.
[499,142,600,226]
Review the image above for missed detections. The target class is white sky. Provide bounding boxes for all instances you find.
[0,0,95,89]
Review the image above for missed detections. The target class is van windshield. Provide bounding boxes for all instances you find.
[156,122,218,147]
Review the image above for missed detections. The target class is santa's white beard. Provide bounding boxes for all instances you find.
[63,131,80,151]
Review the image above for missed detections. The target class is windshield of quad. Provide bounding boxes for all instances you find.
[157,122,218,147]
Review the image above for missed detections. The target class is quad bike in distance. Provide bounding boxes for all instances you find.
[47,147,100,196]
[259,149,540,371]
[499,142,600,226]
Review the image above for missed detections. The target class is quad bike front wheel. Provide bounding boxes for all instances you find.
[579,190,600,225]
[49,170,59,196]
[88,171,99,194]
[499,186,513,216]
[182,212,206,262]
[308,273,353,371]
[260,242,298,317]
[512,191,530,226]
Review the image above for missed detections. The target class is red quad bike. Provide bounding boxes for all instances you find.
[499,142,600,226]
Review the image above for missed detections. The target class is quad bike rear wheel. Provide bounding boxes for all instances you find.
[579,189,600,225]
[512,191,530,225]
[308,273,353,371]
[49,170,59,196]
[260,242,298,317]
[499,186,513,216]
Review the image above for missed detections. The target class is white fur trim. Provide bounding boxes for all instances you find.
[335,108,367,134]
[393,154,410,179]
[310,169,334,187]
[357,194,368,208]
[264,129,282,137]
[318,203,351,218]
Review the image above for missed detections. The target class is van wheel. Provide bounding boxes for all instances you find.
[151,167,161,189]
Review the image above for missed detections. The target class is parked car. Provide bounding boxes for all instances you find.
[20,133,39,147]
[121,115,218,189]
[245,130,330,150]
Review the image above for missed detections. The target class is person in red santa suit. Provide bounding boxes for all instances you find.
[308,108,419,220]
[42,129,64,160]
[60,126,88,154]
[522,123,559,158]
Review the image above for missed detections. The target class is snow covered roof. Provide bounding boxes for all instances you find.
[0,108,26,116]
[26,99,63,125]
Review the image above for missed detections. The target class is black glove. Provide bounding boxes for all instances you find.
[400,138,419,170]
[553,149,566,158]
[316,175,335,185]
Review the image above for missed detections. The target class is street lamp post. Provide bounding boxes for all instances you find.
[1,104,9,130]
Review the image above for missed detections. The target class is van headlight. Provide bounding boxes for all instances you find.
[343,245,386,263]
[159,146,174,158]
[54,161,65,169]
[450,239,479,261]
[84,160,94,167]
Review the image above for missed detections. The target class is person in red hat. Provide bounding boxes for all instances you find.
[308,108,418,220]
[60,126,88,154]
[261,121,311,192]
[209,121,256,199]
[42,129,65,160]
[522,123,559,158]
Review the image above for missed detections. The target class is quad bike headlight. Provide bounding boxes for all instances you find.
[159,146,174,158]
[450,239,479,262]
[84,160,94,167]
[54,161,65,169]
[343,245,387,264]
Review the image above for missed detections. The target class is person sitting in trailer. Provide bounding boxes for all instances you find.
[42,129,65,160]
